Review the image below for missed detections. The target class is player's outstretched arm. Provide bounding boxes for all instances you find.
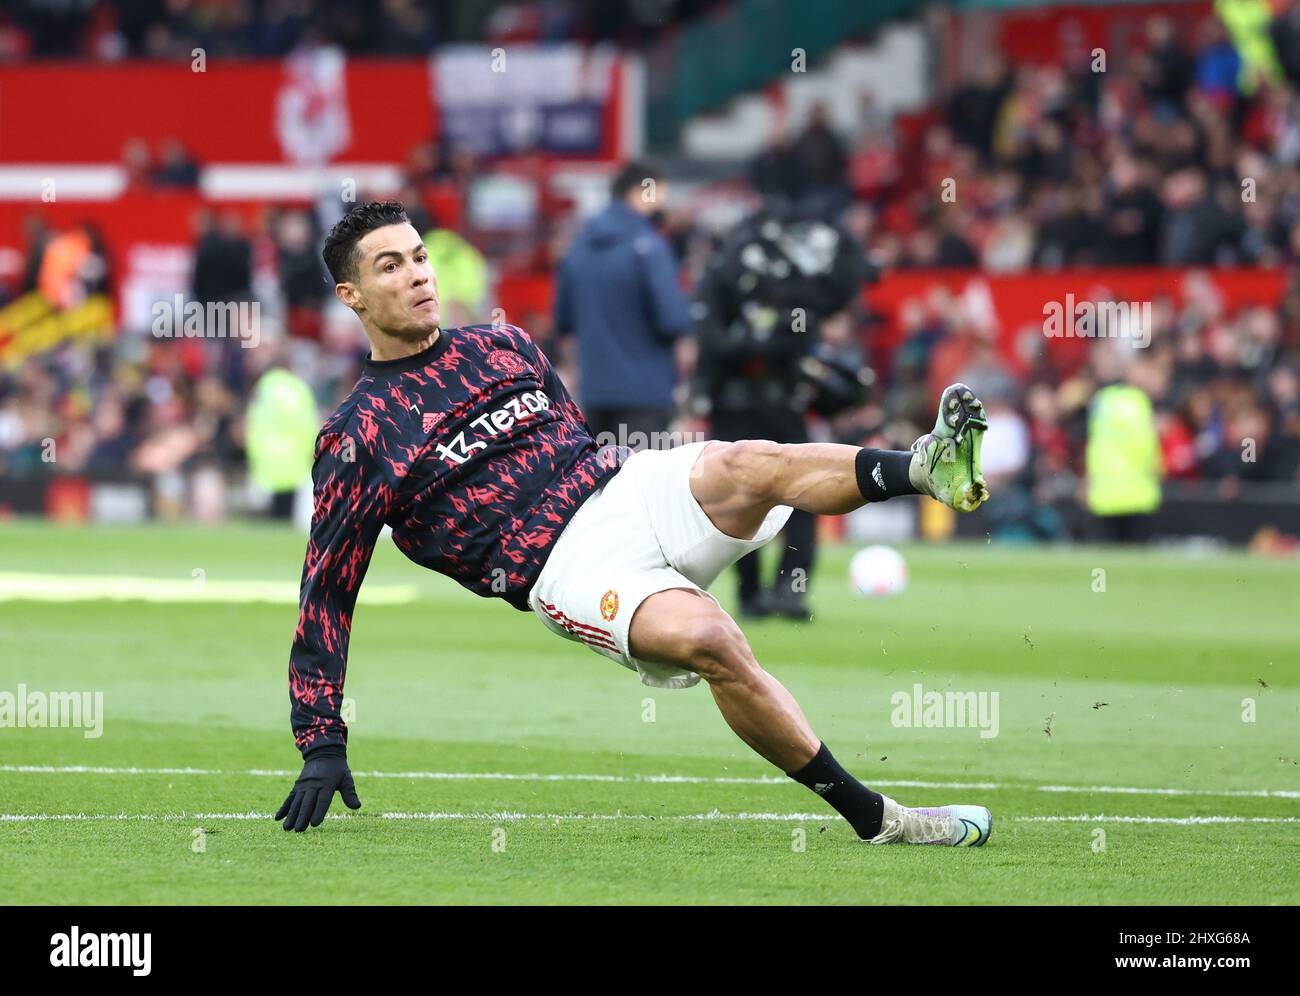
[278,424,389,832]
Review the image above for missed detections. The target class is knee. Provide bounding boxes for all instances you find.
[716,439,787,503]
[689,612,760,685]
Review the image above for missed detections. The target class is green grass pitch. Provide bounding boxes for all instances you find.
[0,521,1296,904]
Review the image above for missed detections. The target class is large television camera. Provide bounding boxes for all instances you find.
[691,200,875,417]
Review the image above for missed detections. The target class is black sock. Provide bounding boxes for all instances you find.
[855,447,917,502]
[787,742,885,839]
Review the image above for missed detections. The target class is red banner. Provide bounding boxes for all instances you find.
[0,51,626,168]
[0,59,432,165]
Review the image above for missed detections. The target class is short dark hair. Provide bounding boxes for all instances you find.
[322,200,411,284]
[610,160,663,200]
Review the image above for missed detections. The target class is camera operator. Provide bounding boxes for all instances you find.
[690,199,872,620]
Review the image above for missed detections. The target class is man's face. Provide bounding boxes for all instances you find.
[338,222,440,339]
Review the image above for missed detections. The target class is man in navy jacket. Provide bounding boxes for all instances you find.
[554,161,690,450]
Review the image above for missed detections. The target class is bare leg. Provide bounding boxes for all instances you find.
[689,386,991,537]
[688,440,871,541]
[628,588,818,772]
[628,587,905,841]
[627,440,884,770]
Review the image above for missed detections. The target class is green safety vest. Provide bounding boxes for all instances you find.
[423,228,488,311]
[1217,0,1283,93]
[1086,384,1163,516]
[246,368,320,494]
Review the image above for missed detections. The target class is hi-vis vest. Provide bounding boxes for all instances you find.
[1086,384,1163,516]
[246,368,320,494]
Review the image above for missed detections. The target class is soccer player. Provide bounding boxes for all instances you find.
[274,201,994,846]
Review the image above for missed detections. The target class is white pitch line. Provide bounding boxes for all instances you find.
[1016,815,1300,825]
[0,811,1296,825]
[0,811,826,823]
[0,572,416,606]
[1,764,1296,800]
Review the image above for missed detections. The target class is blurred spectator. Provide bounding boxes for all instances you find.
[1140,15,1195,111]
[1195,15,1244,107]
[121,137,153,192]
[1270,0,1300,87]
[750,132,800,201]
[153,138,200,188]
[1103,153,1163,265]
[37,223,108,309]
[1085,355,1165,542]
[946,53,1011,163]
[274,210,329,338]
[20,214,51,294]
[192,211,252,306]
[790,103,850,209]
[246,349,319,519]
[1159,168,1242,265]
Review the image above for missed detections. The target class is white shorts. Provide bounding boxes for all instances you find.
[527,440,793,689]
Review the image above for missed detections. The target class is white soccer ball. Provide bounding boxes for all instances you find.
[849,545,908,598]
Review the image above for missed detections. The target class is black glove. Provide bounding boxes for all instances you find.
[274,744,361,832]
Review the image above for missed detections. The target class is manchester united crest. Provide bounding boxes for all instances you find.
[599,589,619,621]
[486,350,528,377]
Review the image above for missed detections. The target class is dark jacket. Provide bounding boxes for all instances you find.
[554,200,690,409]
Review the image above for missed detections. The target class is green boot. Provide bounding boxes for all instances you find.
[909,383,990,512]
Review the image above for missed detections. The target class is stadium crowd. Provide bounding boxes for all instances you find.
[2,3,1299,533]
[0,0,707,60]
